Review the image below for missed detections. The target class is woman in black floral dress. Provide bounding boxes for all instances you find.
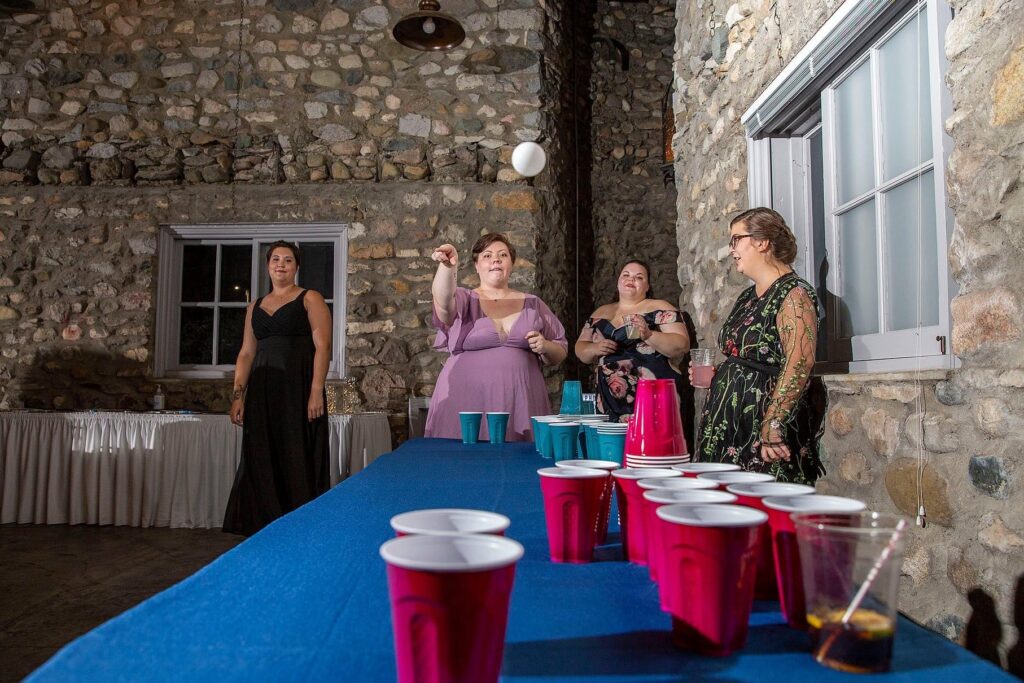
[575,260,694,449]
[694,208,825,484]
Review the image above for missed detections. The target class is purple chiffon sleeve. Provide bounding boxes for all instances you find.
[536,297,568,351]
[432,287,471,351]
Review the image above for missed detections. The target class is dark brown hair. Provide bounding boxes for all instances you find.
[265,240,301,266]
[619,259,655,300]
[729,207,798,265]
[471,233,516,263]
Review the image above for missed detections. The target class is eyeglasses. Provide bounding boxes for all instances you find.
[729,234,753,249]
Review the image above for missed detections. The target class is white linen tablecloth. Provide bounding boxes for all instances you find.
[0,411,392,529]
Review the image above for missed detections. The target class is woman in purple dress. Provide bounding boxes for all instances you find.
[425,233,568,441]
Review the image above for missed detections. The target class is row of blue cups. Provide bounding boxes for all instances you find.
[530,415,628,463]
[459,411,510,444]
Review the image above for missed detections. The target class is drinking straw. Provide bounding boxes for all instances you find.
[840,517,907,624]
[815,516,907,665]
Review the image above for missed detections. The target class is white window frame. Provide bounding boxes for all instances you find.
[155,223,348,380]
[742,0,957,374]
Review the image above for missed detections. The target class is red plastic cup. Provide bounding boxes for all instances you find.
[726,482,815,600]
[762,494,866,629]
[657,504,767,657]
[538,466,608,562]
[672,462,741,478]
[555,459,620,545]
[380,533,524,683]
[696,470,775,490]
[643,489,737,591]
[611,468,681,564]
[390,509,511,537]
[625,379,687,458]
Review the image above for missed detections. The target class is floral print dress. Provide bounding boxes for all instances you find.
[696,272,826,484]
[581,310,695,451]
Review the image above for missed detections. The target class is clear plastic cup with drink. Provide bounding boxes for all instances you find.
[690,348,714,388]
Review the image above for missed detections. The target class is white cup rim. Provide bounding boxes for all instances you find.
[696,471,776,484]
[533,416,563,422]
[763,494,867,514]
[726,482,816,498]
[555,459,620,470]
[458,411,483,415]
[672,462,742,473]
[656,503,768,527]
[380,533,524,572]
[549,421,580,427]
[612,468,681,480]
[390,508,511,535]
[487,411,510,416]
[538,466,608,479]
[643,490,738,505]
[637,477,718,491]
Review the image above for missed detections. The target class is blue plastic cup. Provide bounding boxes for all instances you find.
[583,423,602,460]
[549,422,581,462]
[560,380,583,415]
[532,417,557,458]
[596,431,626,465]
[487,412,510,444]
[459,412,483,444]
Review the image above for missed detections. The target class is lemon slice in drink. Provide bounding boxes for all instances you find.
[806,609,894,639]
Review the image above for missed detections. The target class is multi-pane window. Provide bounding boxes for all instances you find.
[155,224,348,379]
[745,0,954,372]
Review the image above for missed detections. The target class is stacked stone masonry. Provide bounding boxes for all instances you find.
[589,0,680,312]
[671,0,1023,669]
[0,0,578,443]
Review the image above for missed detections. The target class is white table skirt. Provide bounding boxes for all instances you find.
[0,411,392,529]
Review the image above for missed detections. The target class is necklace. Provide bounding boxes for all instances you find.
[477,288,510,301]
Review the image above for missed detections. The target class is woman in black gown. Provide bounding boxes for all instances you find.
[574,260,694,448]
[223,241,333,536]
[693,208,825,484]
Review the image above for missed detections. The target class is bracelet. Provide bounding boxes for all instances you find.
[231,387,245,401]
[761,440,785,446]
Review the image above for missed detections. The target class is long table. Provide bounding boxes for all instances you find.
[28,440,1013,681]
[0,411,392,528]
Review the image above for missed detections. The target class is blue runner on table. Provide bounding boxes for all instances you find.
[29,439,1012,682]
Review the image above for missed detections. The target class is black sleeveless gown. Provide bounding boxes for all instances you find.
[223,289,329,536]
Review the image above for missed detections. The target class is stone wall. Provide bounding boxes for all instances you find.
[0,0,577,440]
[671,0,1023,670]
[589,0,679,313]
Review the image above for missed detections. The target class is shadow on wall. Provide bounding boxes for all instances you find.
[964,575,1024,676]
[13,347,152,410]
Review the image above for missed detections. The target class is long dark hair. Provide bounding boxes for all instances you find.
[619,258,654,300]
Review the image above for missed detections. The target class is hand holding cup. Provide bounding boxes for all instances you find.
[430,244,459,268]
[623,314,651,341]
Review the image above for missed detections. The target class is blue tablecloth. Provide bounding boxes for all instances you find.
[30,439,1012,682]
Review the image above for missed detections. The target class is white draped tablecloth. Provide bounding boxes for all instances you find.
[0,411,392,529]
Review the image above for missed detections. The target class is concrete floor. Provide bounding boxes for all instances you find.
[0,525,241,682]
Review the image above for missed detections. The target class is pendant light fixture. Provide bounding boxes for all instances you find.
[393,0,465,51]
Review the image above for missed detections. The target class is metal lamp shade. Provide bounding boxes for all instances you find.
[393,1,465,51]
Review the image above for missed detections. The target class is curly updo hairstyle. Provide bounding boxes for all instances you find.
[729,207,798,265]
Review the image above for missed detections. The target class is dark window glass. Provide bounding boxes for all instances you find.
[257,242,273,298]
[299,242,334,299]
[220,245,252,303]
[181,245,216,302]
[180,307,213,364]
[218,307,247,364]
